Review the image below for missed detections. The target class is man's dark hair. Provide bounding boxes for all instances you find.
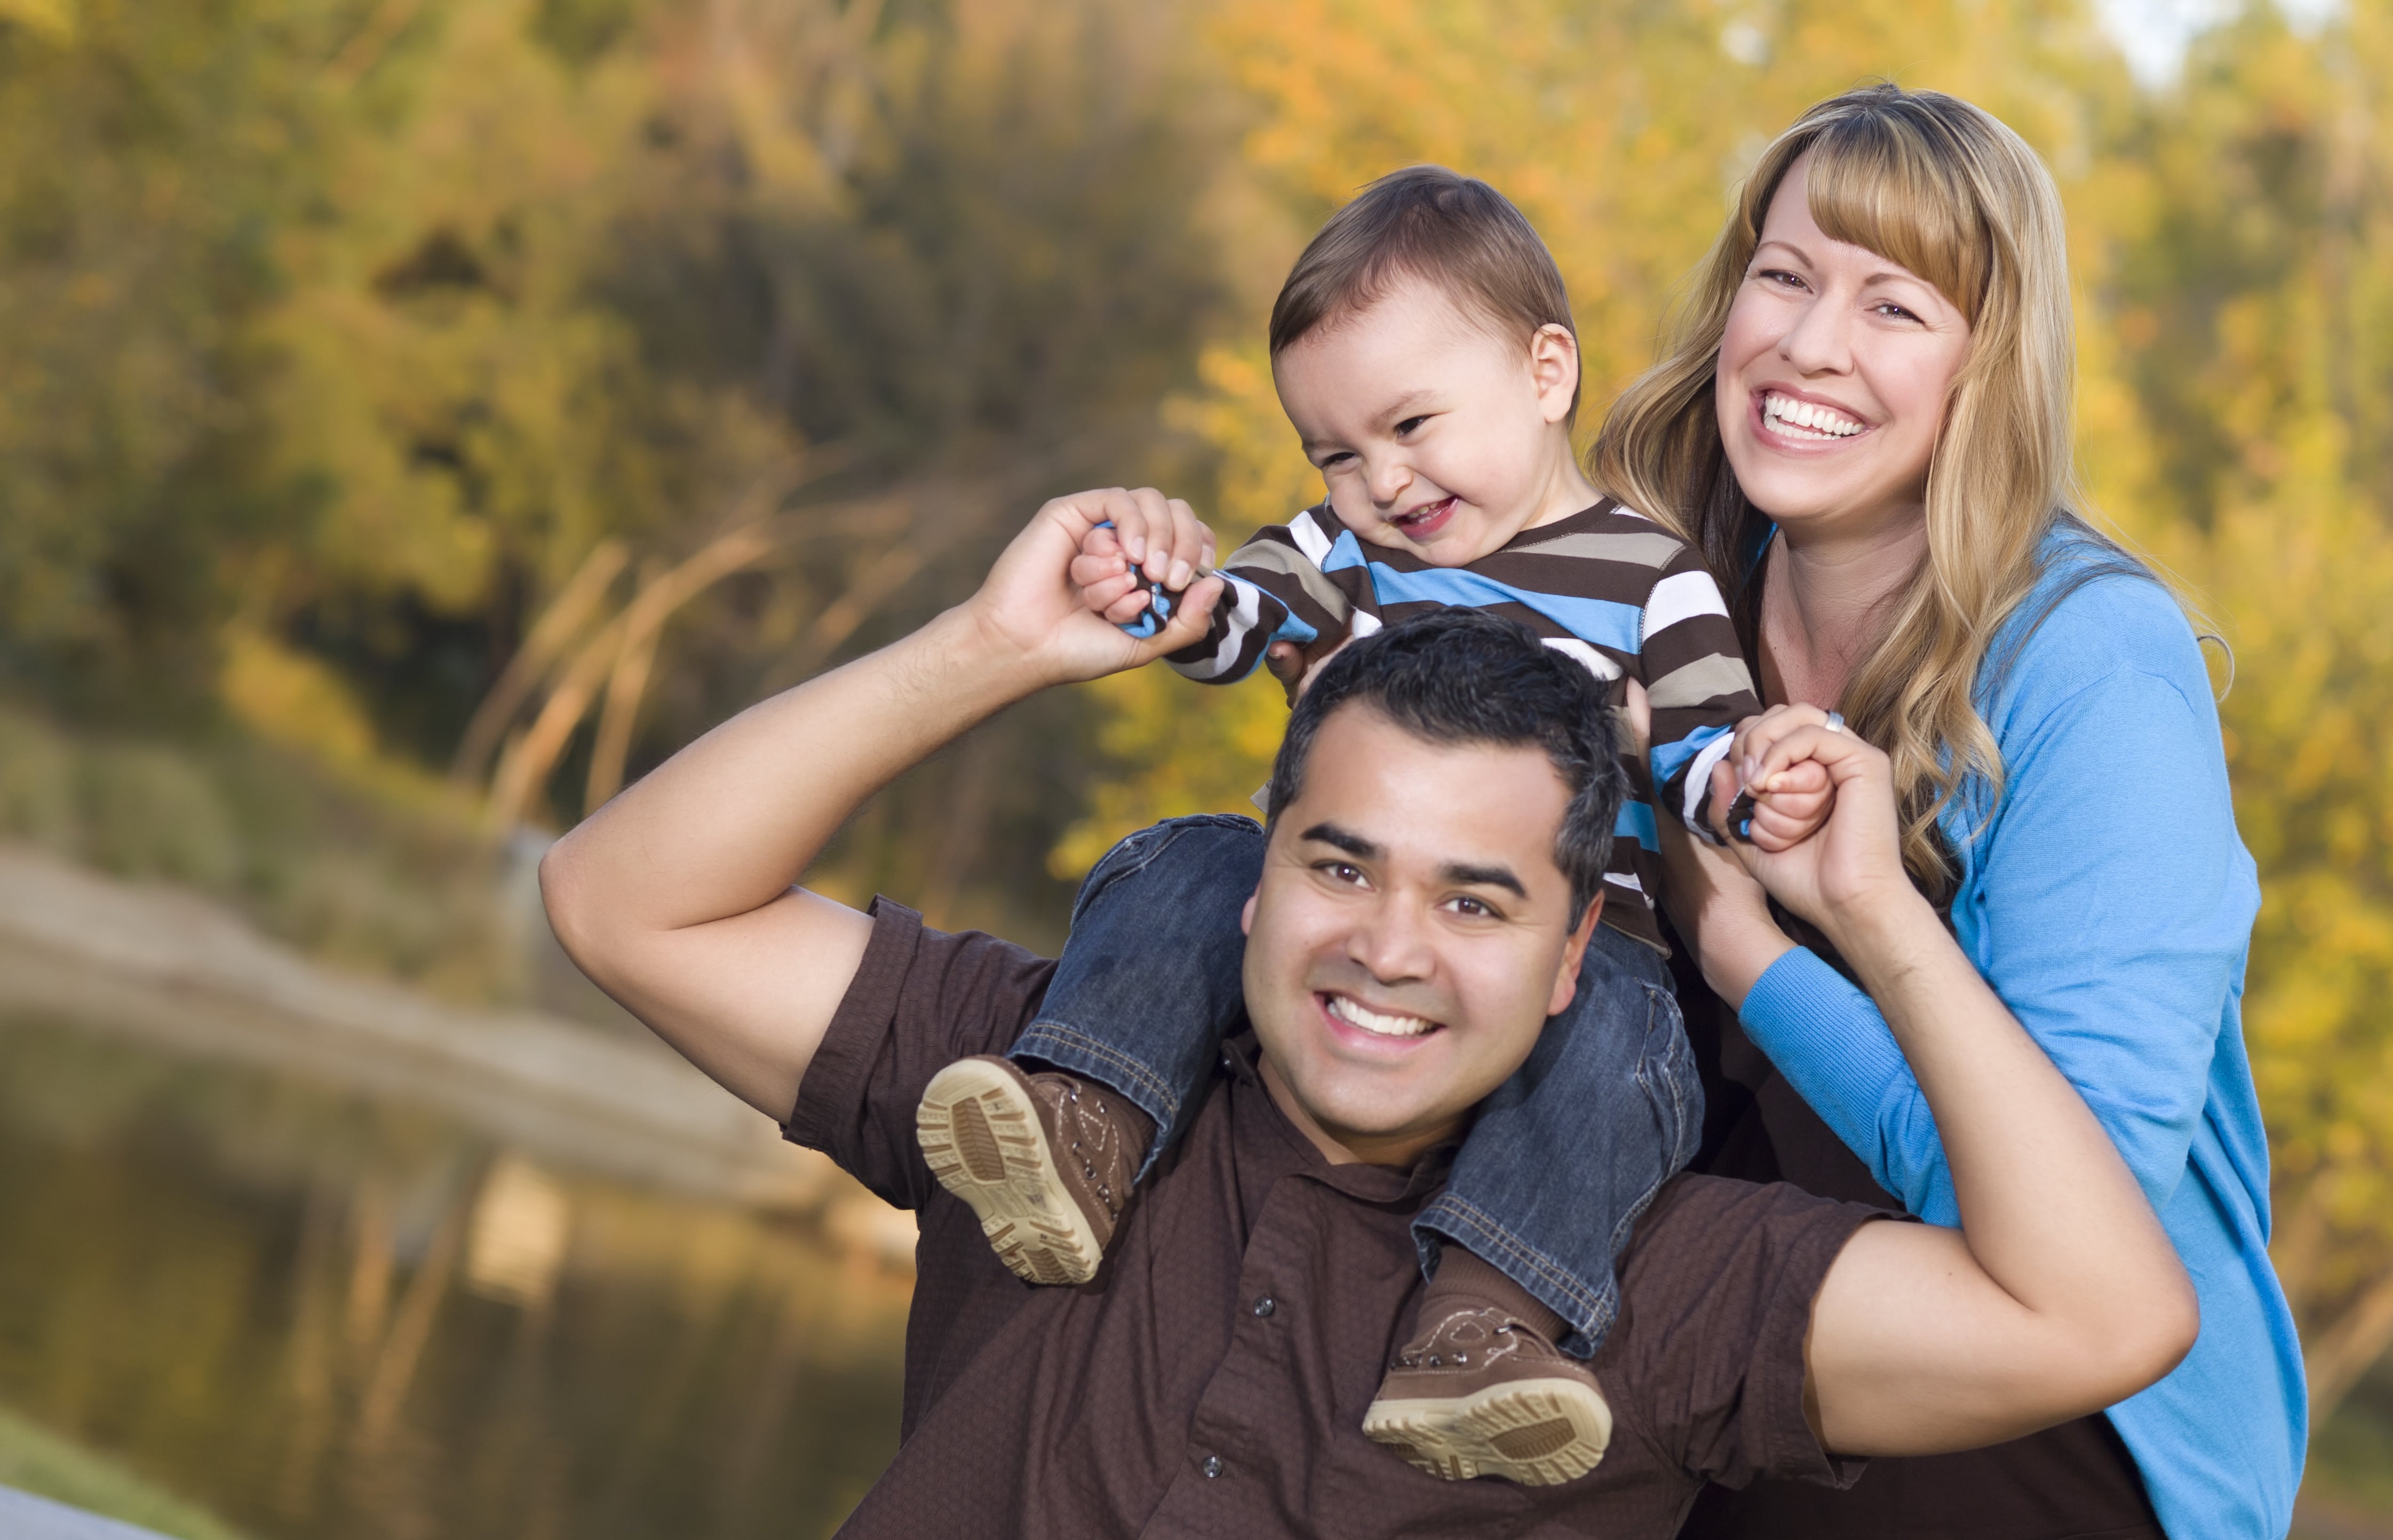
[1267,164,1583,424]
[1264,610,1627,924]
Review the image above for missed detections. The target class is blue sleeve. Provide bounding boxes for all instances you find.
[1737,658,2249,1223]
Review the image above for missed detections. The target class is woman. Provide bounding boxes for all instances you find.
[1591,85,2304,1538]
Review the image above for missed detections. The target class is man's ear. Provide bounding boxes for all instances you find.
[1545,893,1604,1017]
[1241,891,1258,936]
[1529,323,1581,426]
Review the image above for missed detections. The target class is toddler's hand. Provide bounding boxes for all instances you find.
[1264,636,1349,706]
[1704,703,1846,852]
[1066,488,1215,632]
[1742,755,1834,851]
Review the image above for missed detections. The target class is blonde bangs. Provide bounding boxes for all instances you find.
[1803,119,1992,328]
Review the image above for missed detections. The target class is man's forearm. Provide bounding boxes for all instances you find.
[535,489,1225,1119]
[547,605,1035,943]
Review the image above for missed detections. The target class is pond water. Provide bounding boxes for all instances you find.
[0,1010,910,1540]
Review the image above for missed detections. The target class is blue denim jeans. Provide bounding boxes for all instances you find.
[1011,815,1705,1358]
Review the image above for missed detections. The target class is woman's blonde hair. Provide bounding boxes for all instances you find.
[1594,82,2126,899]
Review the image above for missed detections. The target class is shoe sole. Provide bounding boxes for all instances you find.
[917,1058,1104,1287]
[1362,1376,1613,1486]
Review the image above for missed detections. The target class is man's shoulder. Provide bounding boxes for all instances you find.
[1618,1172,1884,1306]
[1600,1174,1883,1492]
[784,897,1058,1210]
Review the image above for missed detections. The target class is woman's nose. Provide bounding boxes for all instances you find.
[1777,293,1852,376]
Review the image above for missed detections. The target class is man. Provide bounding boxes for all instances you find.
[541,489,2197,1537]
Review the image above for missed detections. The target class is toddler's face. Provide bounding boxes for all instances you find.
[1273,274,1578,568]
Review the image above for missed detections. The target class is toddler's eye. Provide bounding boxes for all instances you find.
[1394,416,1428,436]
[1316,451,1355,470]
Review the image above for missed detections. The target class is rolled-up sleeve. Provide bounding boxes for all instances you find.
[784,897,1059,1212]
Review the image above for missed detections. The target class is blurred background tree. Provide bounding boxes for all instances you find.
[2,0,2392,1471]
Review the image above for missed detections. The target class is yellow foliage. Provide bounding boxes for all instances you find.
[0,0,70,41]
[220,626,459,813]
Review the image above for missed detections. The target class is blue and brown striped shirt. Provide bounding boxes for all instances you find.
[1167,499,1758,950]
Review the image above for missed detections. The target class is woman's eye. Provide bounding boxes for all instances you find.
[1756,268,1807,291]
[1872,301,1920,322]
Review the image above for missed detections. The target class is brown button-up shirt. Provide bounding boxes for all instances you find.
[788,899,1879,1539]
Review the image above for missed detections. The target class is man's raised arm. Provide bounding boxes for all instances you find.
[1763,725,2203,1456]
[539,489,1220,1120]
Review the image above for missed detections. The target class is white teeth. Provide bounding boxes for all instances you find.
[1327,995,1436,1038]
[1763,393,1864,440]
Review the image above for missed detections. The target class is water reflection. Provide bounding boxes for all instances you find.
[0,1011,909,1539]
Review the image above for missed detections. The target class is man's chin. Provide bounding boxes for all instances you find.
[1269,1048,1478,1155]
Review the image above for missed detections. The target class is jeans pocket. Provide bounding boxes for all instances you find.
[1634,984,1702,1173]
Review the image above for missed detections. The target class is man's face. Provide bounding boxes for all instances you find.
[1239,705,1598,1167]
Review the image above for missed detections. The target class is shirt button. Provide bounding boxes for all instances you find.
[1201,1455,1225,1479]
[1251,1296,1276,1318]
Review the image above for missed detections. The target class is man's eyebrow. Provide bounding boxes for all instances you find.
[1298,822,1381,861]
[1436,861,1528,899]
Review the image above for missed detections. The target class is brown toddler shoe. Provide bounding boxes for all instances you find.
[916,1056,1149,1286]
[1362,1250,1613,1486]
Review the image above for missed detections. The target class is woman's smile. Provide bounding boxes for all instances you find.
[1755,388,1870,445]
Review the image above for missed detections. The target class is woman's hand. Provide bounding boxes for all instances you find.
[1705,707,1931,956]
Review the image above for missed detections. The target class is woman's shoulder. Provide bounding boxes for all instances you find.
[1979,523,2213,725]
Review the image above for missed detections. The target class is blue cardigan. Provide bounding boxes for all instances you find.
[1737,529,2305,1538]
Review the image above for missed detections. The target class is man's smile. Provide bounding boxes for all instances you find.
[1319,989,1445,1046]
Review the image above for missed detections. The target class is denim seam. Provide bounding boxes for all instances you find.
[1419,1194,1617,1337]
[1067,813,1260,928]
[1014,1021,1183,1128]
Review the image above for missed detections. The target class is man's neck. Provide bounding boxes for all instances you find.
[1255,1052,1460,1169]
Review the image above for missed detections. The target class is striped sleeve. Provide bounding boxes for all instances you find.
[1638,546,1759,842]
[1166,506,1363,684]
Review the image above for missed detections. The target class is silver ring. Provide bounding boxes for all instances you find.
[1824,711,1847,734]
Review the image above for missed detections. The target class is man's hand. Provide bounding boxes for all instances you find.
[1061,488,1219,631]
[974,488,1225,680]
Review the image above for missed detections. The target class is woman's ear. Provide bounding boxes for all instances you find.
[1530,323,1581,425]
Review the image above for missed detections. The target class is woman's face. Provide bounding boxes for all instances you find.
[1716,153,1974,541]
